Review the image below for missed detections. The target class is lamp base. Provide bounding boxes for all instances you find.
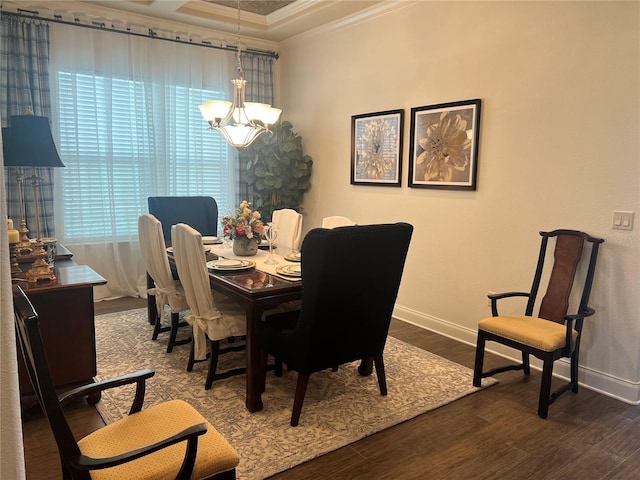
[26,242,57,285]
[16,219,33,257]
[9,243,24,278]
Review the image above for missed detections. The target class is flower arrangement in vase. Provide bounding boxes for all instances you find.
[222,201,265,256]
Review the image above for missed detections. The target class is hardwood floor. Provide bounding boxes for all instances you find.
[22,298,640,479]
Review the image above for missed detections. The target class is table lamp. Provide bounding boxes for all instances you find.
[3,112,65,284]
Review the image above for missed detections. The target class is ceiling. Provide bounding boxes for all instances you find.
[206,1,296,16]
[68,0,386,43]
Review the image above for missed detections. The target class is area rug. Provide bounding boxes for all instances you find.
[94,308,495,479]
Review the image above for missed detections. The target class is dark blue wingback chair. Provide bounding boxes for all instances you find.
[148,196,219,242]
[261,222,413,426]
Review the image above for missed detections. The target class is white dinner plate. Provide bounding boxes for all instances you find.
[166,245,211,253]
[207,259,256,271]
[210,259,243,267]
[284,252,301,262]
[276,264,302,277]
[202,236,223,244]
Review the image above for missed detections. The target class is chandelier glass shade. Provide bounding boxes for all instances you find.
[199,1,282,148]
[199,77,281,148]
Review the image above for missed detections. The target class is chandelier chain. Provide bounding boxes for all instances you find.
[198,0,282,149]
[236,0,243,77]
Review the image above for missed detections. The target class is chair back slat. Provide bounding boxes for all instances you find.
[538,234,584,323]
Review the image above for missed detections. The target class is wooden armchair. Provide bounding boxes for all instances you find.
[13,285,239,479]
[473,229,604,418]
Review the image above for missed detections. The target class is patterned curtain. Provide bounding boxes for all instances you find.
[237,52,277,204]
[1,15,56,238]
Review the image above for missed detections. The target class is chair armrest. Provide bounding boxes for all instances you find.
[565,307,596,322]
[563,307,595,351]
[489,291,530,316]
[70,422,207,473]
[59,369,155,414]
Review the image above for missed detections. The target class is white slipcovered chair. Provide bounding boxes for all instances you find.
[322,216,357,229]
[171,223,247,390]
[138,214,190,353]
[272,208,303,252]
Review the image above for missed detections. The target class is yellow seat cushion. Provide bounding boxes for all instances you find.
[78,399,239,480]
[478,315,577,352]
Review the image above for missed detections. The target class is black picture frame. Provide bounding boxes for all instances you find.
[350,109,404,186]
[408,99,481,190]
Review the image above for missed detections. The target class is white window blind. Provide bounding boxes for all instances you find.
[55,71,233,242]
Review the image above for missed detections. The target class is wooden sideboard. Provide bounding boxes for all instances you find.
[15,250,107,408]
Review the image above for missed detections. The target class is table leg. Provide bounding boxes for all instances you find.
[245,304,265,413]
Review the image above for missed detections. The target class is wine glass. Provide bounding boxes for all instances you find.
[264,223,279,265]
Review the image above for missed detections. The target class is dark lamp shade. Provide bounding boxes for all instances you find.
[3,115,64,168]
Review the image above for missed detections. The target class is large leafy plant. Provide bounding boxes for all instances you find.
[239,121,313,222]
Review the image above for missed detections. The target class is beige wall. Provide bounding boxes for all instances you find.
[279,1,640,403]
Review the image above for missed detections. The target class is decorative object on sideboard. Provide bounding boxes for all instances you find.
[2,133,33,256]
[7,221,22,278]
[3,111,65,284]
[41,237,58,266]
[198,0,281,148]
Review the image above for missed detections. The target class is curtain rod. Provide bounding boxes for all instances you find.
[1,9,279,60]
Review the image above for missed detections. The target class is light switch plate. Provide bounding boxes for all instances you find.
[613,211,634,230]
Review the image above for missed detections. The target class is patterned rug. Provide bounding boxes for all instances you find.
[94,309,495,479]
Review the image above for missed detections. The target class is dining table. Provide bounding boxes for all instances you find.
[165,240,302,413]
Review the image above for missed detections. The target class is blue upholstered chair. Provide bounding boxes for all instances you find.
[261,223,413,426]
[148,196,219,242]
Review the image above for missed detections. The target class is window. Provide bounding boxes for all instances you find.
[55,71,234,242]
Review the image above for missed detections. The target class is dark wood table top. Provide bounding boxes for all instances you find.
[168,250,302,299]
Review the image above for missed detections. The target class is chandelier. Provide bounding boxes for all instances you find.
[199,0,282,148]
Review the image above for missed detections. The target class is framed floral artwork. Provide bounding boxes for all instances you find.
[351,109,404,186]
[408,99,481,190]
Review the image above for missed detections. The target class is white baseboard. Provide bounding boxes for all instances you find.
[392,305,640,405]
